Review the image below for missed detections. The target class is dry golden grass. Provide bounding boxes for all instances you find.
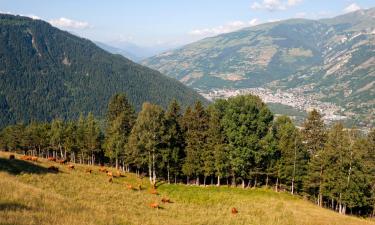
[0,151,374,225]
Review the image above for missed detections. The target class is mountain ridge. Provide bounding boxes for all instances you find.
[142,8,375,127]
[0,14,207,128]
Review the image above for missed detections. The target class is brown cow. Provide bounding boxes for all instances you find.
[67,164,75,170]
[47,157,56,161]
[21,155,32,160]
[161,198,171,203]
[150,188,158,195]
[99,167,107,173]
[149,202,159,209]
[116,170,121,177]
[231,207,238,215]
[31,156,38,162]
[9,154,15,160]
[107,171,113,177]
[48,166,59,172]
[57,159,68,164]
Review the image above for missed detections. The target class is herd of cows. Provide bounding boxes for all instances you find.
[7,153,239,214]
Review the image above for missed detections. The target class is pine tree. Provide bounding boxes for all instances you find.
[273,116,307,194]
[163,100,184,183]
[49,118,65,159]
[182,101,209,185]
[127,102,167,186]
[85,112,101,165]
[104,93,135,169]
[303,109,327,206]
[207,104,228,186]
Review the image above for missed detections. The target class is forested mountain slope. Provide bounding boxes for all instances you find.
[0,14,207,128]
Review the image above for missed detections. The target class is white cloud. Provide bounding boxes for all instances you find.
[189,19,259,37]
[26,14,41,20]
[287,0,302,6]
[343,3,361,13]
[49,17,90,29]
[295,12,307,18]
[251,0,302,11]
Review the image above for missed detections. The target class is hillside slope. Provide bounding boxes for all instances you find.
[143,8,375,126]
[1,151,374,225]
[0,14,207,128]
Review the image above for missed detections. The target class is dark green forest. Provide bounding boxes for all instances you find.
[1,93,374,217]
[0,14,206,129]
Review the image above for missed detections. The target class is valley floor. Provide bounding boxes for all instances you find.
[0,151,374,225]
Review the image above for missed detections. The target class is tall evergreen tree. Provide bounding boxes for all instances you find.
[182,101,209,185]
[273,116,307,194]
[104,93,135,169]
[127,102,167,186]
[49,118,65,159]
[163,100,184,183]
[303,109,327,207]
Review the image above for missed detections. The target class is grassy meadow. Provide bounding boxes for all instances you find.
[0,151,374,225]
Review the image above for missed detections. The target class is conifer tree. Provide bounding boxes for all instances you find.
[163,100,184,183]
[104,93,135,169]
[128,102,167,186]
[182,101,209,185]
[303,109,327,206]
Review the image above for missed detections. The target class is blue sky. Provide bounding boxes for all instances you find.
[1,0,374,47]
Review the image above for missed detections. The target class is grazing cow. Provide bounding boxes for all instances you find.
[21,155,32,160]
[85,168,92,173]
[161,198,171,203]
[126,184,133,190]
[150,188,158,195]
[67,164,75,170]
[31,156,38,162]
[231,207,238,215]
[47,157,56,161]
[108,177,113,183]
[57,159,68,164]
[48,166,59,172]
[9,154,15,160]
[99,167,107,173]
[149,202,159,209]
[116,170,121,177]
[107,171,113,177]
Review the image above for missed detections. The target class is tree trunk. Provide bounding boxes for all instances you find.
[152,151,156,186]
[167,162,170,184]
[291,137,297,195]
[115,157,119,170]
[203,176,206,186]
[217,176,220,186]
[266,174,269,188]
[318,165,323,207]
[211,176,213,185]
[242,179,245,189]
[148,152,152,184]
[275,177,279,192]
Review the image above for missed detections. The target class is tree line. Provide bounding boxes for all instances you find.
[0,93,374,216]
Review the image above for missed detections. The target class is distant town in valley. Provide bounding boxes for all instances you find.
[198,87,348,123]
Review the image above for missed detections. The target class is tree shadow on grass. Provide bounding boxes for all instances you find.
[0,158,51,175]
[0,202,31,211]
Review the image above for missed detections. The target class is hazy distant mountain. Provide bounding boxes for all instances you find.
[0,14,207,128]
[95,41,141,62]
[143,8,375,126]
[108,41,181,61]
